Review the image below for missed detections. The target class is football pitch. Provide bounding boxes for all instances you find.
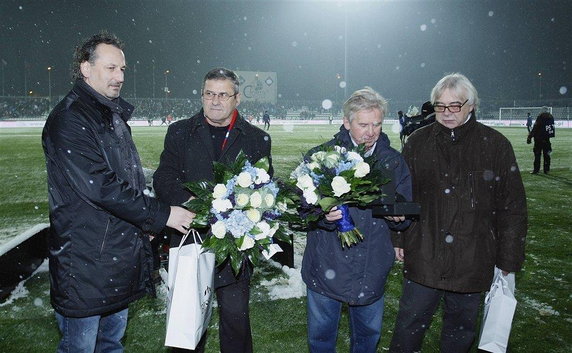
[0,123,570,352]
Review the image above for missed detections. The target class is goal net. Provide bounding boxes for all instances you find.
[498,106,552,120]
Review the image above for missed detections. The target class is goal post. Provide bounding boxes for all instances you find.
[498,106,552,120]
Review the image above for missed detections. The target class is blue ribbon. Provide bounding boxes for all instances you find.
[335,204,356,232]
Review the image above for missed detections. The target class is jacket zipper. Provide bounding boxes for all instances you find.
[468,172,475,209]
[99,218,111,257]
[451,129,456,142]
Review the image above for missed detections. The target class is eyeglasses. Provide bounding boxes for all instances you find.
[202,90,237,102]
[433,99,469,113]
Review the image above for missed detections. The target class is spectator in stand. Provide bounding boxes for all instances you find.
[42,31,194,353]
[390,73,527,353]
[527,108,555,174]
[167,113,173,124]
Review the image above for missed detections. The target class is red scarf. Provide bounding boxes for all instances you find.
[220,109,238,151]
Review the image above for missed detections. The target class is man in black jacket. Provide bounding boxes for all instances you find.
[527,109,555,174]
[153,68,272,353]
[42,32,194,353]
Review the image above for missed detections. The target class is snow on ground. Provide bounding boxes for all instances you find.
[0,259,49,307]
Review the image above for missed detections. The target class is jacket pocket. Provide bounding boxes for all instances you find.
[96,218,112,260]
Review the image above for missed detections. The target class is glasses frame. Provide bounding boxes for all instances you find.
[433,99,469,113]
[202,90,238,102]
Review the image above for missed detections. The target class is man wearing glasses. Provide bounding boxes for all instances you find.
[153,68,272,353]
[390,73,527,352]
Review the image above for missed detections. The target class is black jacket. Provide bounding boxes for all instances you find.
[42,80,170,317]
[153,110,272,287]
[393,115,527,293]
[301,127,412,305]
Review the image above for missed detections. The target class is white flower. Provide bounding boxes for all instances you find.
[346,151,363,162]
[212,198,233,213]
[323,151,340,168]
[254,221,271,240]
[296,174,315,190]
[238,235,255,250]
[212,184,227,199]
[245,208,262,223]
[254,168,270,184]
[331,176,351,197]
[310,151,326,162]
[334,145,347,154]
[264,193,275,208]
[237,171,253,188]
[211,221,227,239]
[303,189,319,204]
[250,191,263,208]
[307,161,320,171]
[353,161,371,178]
[235,193,250,207]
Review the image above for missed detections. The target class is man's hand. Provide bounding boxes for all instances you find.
[325,206,343,222]
[385,215,406,223]
[166,206,196,234]
[394,247,404,261]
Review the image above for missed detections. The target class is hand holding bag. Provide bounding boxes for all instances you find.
[165,229,216,350]
[478,267,517,353]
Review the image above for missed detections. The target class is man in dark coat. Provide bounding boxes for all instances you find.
[389,73,527,352]
[527,109,555,174]
[153,68,272,353]
[42,32,194,352]
[301,87,412,352]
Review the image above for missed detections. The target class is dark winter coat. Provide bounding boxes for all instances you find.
[301,127,412,305]
[393,114,527,293]
[42,80,170,317]
[153,110,272,287]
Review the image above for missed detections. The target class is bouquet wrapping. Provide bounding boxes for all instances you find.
[290,145,389,247]
[184,152,292,274]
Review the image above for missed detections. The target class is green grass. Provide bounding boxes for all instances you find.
[0,124,571,352]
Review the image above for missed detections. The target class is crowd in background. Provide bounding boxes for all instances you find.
[0,95,570,122]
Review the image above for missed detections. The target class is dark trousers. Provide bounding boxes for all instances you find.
[389,280,481,353]
[171,277,252,353]
[533,139,552,173]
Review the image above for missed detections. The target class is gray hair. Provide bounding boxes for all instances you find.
[343,86,388,122]
[202,67,240,95]
[430,73,479,108]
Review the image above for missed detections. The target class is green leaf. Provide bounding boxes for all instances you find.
[318,197,338,212]
[254,157,270,172]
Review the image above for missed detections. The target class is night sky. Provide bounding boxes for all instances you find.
[1,0,570,105]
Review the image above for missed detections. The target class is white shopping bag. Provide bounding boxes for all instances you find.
[165,229,215,350]
[478,267,517,353]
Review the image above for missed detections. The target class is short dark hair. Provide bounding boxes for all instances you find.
[71,31,124,80]
[202,68,240,94]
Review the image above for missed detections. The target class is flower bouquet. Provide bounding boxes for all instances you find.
[184,152,292,274]
[290,145,389,248]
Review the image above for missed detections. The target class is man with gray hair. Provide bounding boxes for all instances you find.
[390,73,527,352]
[301,87,412,352]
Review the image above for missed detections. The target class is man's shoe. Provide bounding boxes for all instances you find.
[544,171,549,174]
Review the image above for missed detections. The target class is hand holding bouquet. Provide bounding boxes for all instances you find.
[184,152,292,274]
[290,145,389,248]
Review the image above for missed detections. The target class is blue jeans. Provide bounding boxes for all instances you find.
[55,308,128,353]
[307,288,384,353]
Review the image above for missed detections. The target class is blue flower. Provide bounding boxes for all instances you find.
[223,210,255,238]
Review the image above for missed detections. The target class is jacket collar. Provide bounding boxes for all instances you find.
[433,111,477,142]
[73,80,134,122]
